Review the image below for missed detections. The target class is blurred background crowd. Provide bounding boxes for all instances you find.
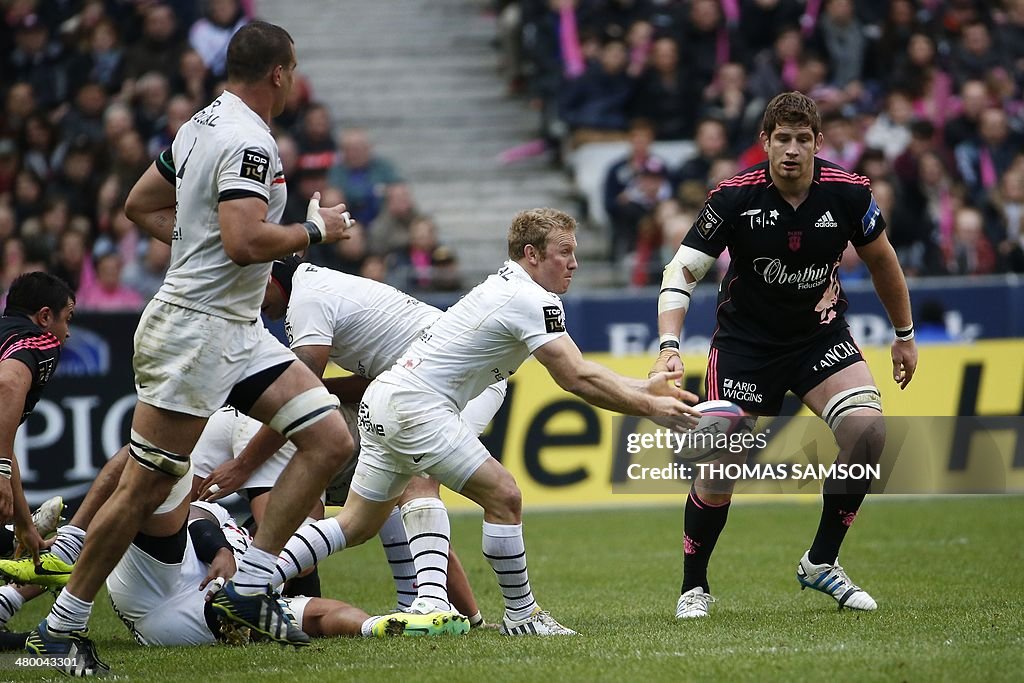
[1,0,1022,312]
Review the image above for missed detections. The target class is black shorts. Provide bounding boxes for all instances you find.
[705,326,864,415]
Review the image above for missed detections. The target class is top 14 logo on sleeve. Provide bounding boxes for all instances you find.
[240,148,269,183]
[543,306,565,333]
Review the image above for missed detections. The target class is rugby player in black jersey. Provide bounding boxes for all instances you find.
[0,273,75,558]
[651,92,918,618]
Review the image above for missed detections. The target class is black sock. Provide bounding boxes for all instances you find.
[283,566,321,598]
[681,490,731,594]
[808,491,866,565]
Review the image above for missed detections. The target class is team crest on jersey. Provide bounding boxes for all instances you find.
[240,148,270,183]
[37,357,55,384]
[543,305,565,333]
[788,231,802,251]
[696,204,723,238]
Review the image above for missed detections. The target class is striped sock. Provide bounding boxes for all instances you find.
[46,590,92,634]
[274,518,345,589]
[50,525,86,565]
[0,585,24,627]
[482,521,536,621]
[402,498,451,611]
[231,547,279,595]
[379,507,417,609]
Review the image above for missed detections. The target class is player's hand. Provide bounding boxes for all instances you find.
[891,338,918,390]
[0,477,12,522]
[201,548,236,594]
[306,191,354,244]
[648,348,683,379]
[14,523,44,565]
[198,459,253,502]
[644,371,702,429]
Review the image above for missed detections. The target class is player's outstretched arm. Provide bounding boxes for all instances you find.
[533,335,701,419]
[125,162,177,245]
[856,231,918,389]
[219,192,353,265]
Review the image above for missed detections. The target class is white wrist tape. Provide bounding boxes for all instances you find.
[305,196,327,242]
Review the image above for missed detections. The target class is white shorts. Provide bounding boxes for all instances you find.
[134,299,296,417]
[191,406,300,492]
[106,535,216,646]
[281,596,312,632]
[349,379,491,502]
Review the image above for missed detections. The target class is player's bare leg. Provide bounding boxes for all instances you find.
[459,458,575,635]
[798,361,882,611]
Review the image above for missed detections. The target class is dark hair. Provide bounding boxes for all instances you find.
[4,272,75,317]
[226,21,294,84]
[761,91,822,137]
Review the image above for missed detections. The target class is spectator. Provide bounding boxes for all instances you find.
[328,128,399,226]
[677,0,738,90]
[750,26,803,100]
[50,229,91,292]
[951,20,1002,87]
[914,150,963,275]
[945,206,996,275]
[369,182,423,254]
[67,17,125,94]
[608,156,672,258]
[0,205,14,244]
[892,119,940,191]
[123,3,188,83]
[148,94,195,157]
[870,0,921,81]
[890,32,955,132]
[19,112,58,180]
[603,119,665,221]
[58,81,108,145]
[560,39,635,146]
[77,247,144,312]
[189,0,249,78]
[314,223,371,275]
[11,168,44,224]
[122,238,172,301]
[996,1,1024,78]
[864,89,915,159]
[9,14,69,109]
[984,166,1024,272]
[391,216,443,291]
[174,49,214,106]
[700,62,765,154]
[629,36,695,140]
[133,72,173,141]
[738,0,804,61]
[955,107,1021,206]
[0,138,19,197]
[360,253,389,283]
[819,112,863,170]
[812,0,867,89]
[676,118,730,186]
[2,83,37,140]
[944,79,991,149]
[295,102,338,175]
[429,245,462,292]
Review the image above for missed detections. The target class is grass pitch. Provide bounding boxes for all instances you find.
[4,496,1022,682]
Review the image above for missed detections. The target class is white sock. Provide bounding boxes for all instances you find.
[482,521,536,621]
[0,585,25,626]
[379,507,417,608]
[274,518,345,588]
[46,590,93,634]
[231,546,280,595]
[49,525,86,564]
[360,615,383,637]
[402,498,451,611]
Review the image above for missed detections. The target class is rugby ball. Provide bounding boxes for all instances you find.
[675,400,748,463]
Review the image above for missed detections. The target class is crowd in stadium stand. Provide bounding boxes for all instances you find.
[0,0,462,313]
[496,0,1024,285]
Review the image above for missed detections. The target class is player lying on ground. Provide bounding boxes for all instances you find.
[2,486,466,652]
[270,208,702,636]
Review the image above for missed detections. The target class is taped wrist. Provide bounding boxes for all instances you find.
[188,518,232,564]
[302,220,325,245]
[0,458,12,479]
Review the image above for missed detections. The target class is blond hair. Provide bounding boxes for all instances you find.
[507,208,577,260]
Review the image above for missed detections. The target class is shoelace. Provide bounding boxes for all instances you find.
[535,611,572,632]
[681,592,717,608]
[822,564,860,595]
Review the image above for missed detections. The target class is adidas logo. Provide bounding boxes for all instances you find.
[814,211,839,228]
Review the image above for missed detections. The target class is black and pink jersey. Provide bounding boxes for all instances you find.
[682,157,885,351]
[0,315,62,423]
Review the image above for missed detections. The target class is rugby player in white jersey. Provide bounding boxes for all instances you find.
[194,257,504,622]
[27,22,355,674]
[272,208,703,635]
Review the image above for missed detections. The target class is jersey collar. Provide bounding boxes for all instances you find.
[219,89,272,133]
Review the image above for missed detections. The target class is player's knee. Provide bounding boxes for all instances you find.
[269,385,341,442]
[129,429,191,478]
[838,412,886,464]
[489,478,522,522]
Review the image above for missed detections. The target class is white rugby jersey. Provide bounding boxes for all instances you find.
[386,260,567,410]
[285,263,442,378]
[156,90,286,322]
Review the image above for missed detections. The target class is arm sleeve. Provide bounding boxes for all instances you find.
[156,147,176,184]
[286,289,340,349]
[0,332,60,387]
[849,185,887,247]
[187,518,232,564]
[681,190,734,257]
[216,136,274,204]
[503,289,568,353]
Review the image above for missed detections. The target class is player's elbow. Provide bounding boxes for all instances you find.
[223,240,257,266]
